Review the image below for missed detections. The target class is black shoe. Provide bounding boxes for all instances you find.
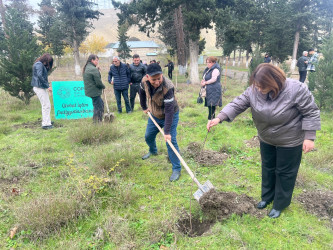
[268,209,281,218]
[42,125,54,130]
[257,201,270,209]
[169,171,181,182]
[142,152,157,160]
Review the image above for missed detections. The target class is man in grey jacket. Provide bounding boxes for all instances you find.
[208,64,320,219]
[296,51,308,83]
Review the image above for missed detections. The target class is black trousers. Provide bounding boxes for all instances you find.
[299,71,307,83]
[208,105,216,120]
[260,141,302,210]
[130,83,140,111]
[168,70,172,80]
[91,96,104,122]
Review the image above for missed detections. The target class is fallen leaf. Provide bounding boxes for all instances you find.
[10,227,18,239]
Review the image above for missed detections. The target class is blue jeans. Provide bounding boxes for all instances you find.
[114,89,131,113]
[145,112,181,171]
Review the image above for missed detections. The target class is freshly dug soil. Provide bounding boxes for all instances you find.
[297,190,333,228]
[199,189,265,220]
[186,142,228,166]
[176,215,215,237]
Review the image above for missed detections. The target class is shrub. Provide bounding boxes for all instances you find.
[13,194,90,240]
[308,35,333,110]
[70,122,122,145]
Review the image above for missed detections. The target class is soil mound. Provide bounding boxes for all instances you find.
[199,189,265,220]
[186,142,228,166]
[297,190,333,228]
[244,136,260,148]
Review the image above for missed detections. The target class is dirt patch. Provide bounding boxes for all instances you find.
[186,142,228,166]
[13,119,63,129]
[199,189,265,220]
[297,190,333,228]
[244,136,260,148]
[176,215,215,237]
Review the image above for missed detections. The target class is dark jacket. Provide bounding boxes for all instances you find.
[129,63,146,84]
[165,62,174,72]
[297,56,308,71]
[31,61,49,89]
[83,62,105,98]
[218,78,321,147]
[264,56,271,63]
[108,62,131,90]
[139,76,179,134]
[203,63,222,107]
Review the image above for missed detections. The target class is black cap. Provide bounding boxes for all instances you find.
[146,63,162,76]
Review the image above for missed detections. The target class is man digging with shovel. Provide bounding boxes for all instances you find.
[139,63,181,182]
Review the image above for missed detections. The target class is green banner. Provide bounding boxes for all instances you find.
[52,81,94,120]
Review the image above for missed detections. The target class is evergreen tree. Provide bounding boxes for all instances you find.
[37,0,66,57]
[117,22,132,61]
[55,0,101,75]
[0,6,41,104]
[308,35,333,110]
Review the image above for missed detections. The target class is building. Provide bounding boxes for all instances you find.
[103,41,160,63]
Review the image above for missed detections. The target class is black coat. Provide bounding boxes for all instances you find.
[203,63,222,107]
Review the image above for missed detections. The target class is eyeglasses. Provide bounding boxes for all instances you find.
[206,62,213,64]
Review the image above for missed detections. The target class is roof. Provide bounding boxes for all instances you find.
[146,53,157,56]
[105,43,116,48]
[111,41,159,49]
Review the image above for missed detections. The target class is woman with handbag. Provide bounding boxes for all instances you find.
[201,56,222,122]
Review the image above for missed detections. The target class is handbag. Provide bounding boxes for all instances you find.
[197,91,203,104]
[200,86,206,97]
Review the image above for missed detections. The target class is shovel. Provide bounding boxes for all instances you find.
[147,112,214,201]
[103,90,115,122]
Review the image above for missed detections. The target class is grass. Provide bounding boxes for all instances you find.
[0,64,332,249]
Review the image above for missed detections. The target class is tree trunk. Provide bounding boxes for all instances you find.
[73,39,81,76]
[245,50,250,68]
[189,39,199,84]
[173,5,186,75]
[232,50,236,66]
[290,29,300,72]
[238,49,242,66]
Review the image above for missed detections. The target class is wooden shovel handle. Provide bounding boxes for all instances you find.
[147,112,203,188]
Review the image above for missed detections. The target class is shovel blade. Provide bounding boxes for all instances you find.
[193,180,214,201]
[103,113,115,122]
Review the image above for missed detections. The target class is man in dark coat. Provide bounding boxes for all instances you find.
[165,60,174,79]
[129,54,146,111]
[296,51,308,83]
[264,54,271,63]
[108,56,131,113]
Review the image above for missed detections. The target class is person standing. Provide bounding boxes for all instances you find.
[31,53,54,130]
[201,56,222,121]
[108,56,131,113]
[296,51,309,83]
[264,54,271,63]
[139,63,181,182]
[165,60,174,80]
[83,54,105,123]
[207,64,321,218]
[129,54,146,111]
[307,48,318,72]
[307,48,319,91]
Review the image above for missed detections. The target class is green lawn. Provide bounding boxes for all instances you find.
[0,66,332,249]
